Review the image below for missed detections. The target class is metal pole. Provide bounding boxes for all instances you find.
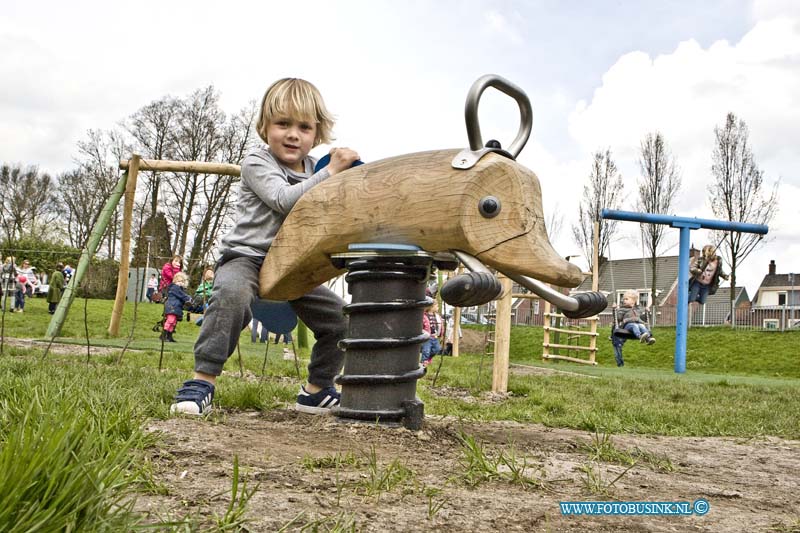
[601,209,769,235]
[144,236,154,302]
[674,226,692,373]
[787,272,797,326]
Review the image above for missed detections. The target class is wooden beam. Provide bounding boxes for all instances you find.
[119,158,241,177]
[542,299,551,360]
[542,354,599,365]
[542,326,598,337]
[542,343,596,351]
[452,267,462,357]
[109,155,140,336]
[492,274,513,393]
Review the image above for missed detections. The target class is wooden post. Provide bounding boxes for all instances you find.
[108,155,140,336]
[542,299,551,360]
[492,274,513,393]
[119,158,241,176]
[452,305,461,357]
[589,220,600,363]
[452,266,462,357]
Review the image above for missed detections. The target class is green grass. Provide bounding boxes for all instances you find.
[0,297,798,528]
[504,324,800,379]
[422,353,800,438]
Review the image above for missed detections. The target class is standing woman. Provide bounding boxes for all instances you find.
[159,255,183,300]
[47,263,65,314]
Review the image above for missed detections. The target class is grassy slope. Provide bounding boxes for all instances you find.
[1,297,798,438]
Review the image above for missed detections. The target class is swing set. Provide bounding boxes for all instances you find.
[601,209,768,373]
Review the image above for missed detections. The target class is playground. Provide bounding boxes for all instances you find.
[1,73,797,532]
[1,297,799,531]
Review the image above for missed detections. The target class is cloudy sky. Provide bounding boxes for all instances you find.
[2,0,798,297]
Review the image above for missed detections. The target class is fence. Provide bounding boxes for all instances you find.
[510,303,800,332]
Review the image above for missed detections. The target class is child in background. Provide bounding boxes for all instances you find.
[162,272,192,343]
[615,290,656,345]
[146,274,158,303]
[159,255,183,300]
[194,269,215,304]
[170,78,359,415]
[14,275,29,313]
[443,313,462,356]
[420,300,443,367]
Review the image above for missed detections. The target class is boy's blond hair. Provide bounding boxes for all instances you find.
[622,290,639,303]
[256,78,335,147]
[173,272,189,287]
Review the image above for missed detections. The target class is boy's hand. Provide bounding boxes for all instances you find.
[327,147,360,176]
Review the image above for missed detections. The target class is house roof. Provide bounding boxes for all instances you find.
[702,286,749,306]
[756,273,799,289]
[574,255,680,303]
[573,255,746,306]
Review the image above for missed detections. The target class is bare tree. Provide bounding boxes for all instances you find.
[57,168,103,249]
[166,86,226,259]
[708,112,778,323]
[126,96,180,220]
[545,204,564,243]
[572,149,624,270]
[74,129,131,258]
[186,102,258,275]
[0,163,57,242]
[636,132,681,307]
[125,88,256,278]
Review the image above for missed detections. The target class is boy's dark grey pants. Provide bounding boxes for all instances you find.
[194,256,347,388]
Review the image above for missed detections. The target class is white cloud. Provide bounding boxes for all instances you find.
[562,14,800,294]
[483,10,524,45]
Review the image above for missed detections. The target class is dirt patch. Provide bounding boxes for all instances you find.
[138,408,800,532]
[0,337,121,357]
[458,328,488,354]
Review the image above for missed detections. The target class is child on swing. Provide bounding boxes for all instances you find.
[614,290,656,345]
[170,78,359,415]
[689,244,729,304]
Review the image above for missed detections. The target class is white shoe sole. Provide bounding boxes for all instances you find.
[294,403,335,415]
[170,401,213,416]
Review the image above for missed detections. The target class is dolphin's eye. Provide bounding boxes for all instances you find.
[479,196,501,218]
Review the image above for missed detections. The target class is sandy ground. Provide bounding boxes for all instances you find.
[138,407,800,532]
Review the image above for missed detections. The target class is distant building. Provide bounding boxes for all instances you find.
[751,260,799,329]
[571,247,749,326]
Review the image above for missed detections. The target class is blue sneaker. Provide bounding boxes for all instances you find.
[295,385,340,415]
[170,379,215,415]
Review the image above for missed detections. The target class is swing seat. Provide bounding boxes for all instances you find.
[251,300,298,336]
[612,326,637,339]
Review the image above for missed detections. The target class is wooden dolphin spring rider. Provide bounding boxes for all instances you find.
[259,74,607,429]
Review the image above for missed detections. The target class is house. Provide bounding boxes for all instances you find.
[752,260,799,307]
[750,260,800,329]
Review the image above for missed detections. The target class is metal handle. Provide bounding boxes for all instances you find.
[464,74,533,159]
[452,250,607,318]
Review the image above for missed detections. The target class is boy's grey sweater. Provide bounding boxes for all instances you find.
[220,144,331,259]
[615,305,648,325]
